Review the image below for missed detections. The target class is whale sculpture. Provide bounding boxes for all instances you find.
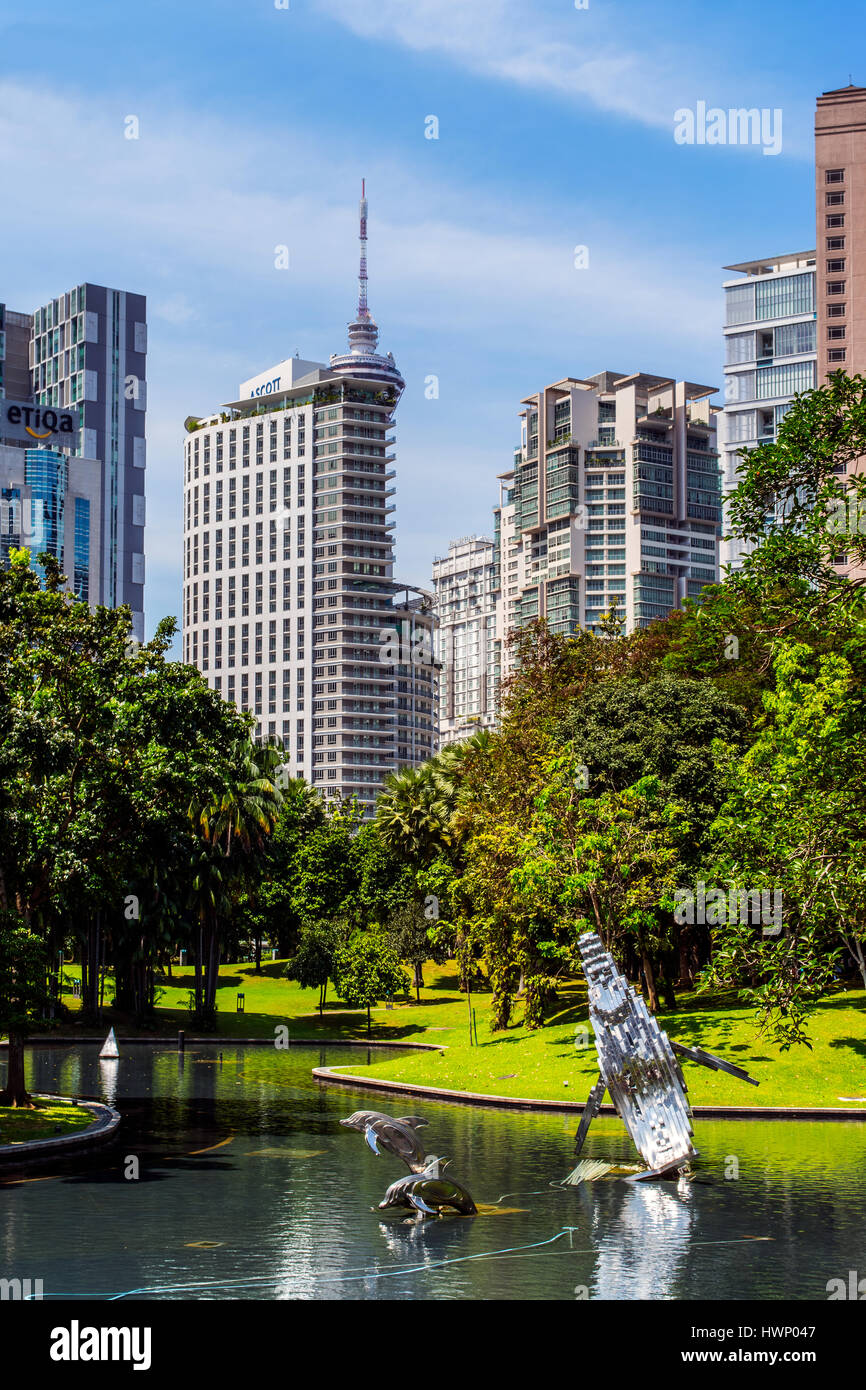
[339,1110,430,1171]
[378,1156,478,1217]
[574,931,758,1179]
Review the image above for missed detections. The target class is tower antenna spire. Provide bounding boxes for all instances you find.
[330,180,403,388]
[358,178,369,322]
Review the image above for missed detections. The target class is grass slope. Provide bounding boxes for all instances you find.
[45,960,866,1109]
[0,1098,95,1144]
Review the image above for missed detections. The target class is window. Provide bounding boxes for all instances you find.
[828,326,846,341]
[828,348,847,362]
[755,272,815,320]
[827,214,845,228]
[725,281,755,326]
[826,192,845,206]
[827,237,845,251]
[725,331,755,365]
[827,281,846,295]
[756,360,816,398]
[726,371,756,402]
[726,411,756,443]
[827,259,846,273]
[826,169,845,183]
[827,303,846,318]
[774,320,815,357]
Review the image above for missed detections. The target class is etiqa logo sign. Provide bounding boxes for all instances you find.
[49,1321,152,1371]
[674,102,783,156]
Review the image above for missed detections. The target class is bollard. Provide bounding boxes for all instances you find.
[177,1029,185,1053]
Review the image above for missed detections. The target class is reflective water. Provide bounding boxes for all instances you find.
[2,1044,865,1300]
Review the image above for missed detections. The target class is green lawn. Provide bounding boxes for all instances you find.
[45,959,866,1109]
[0,1098,95,1144]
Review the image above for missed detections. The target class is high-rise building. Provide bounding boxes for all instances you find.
[0,303,32,400]
[720,253,817,571]
[814,85,866,577]
[432,535,499,747]
[0,434,102,601]
[182,186,436,811]
[815,86,866,384]
[494,371,721,675]
[0,284,147,638]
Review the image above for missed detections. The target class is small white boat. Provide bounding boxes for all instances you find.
[99,1027,119,1059]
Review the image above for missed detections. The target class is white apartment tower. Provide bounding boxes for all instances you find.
[182,186,436,813]
[431,535,499,747]
[495,371,722,679]
[720,253,817,572]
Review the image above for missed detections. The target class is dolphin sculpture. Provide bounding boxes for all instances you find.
[378,1156,478,1217]
[339,1110,430,1171]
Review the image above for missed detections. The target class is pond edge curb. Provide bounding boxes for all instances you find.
[311,1066,866,1119]
[0,1094,121,1161]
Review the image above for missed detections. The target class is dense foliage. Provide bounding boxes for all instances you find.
[371,373,866,1047]
[3,373,866,1102]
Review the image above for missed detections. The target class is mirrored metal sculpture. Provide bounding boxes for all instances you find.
[575,932,758,1179]
[340,1109,477,1216]
[378,1156,478,1216]
[339,1110,430,1171]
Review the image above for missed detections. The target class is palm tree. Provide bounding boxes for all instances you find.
[375,765,450,864]
[197,739,283,858]
[189,739,283,1018]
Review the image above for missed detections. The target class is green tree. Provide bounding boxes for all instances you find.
[189,738,283,1020]
[514,756,682,1014]
[558,674,747,986]
[0,548,251,1063]
[704,640,866,1044]
[333,932,409,1035]
[376,766,451,863]
[0,913,50,1107]
[384,898,448,1002]
[286,919,347,1014]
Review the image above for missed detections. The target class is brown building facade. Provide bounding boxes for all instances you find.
[815,86,866,385]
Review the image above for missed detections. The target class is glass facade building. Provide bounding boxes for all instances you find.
[27,282,147,636]
[74,496,91,600]
[24,447,67,580]
[720,253,818,571]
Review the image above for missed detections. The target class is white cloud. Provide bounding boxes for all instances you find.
[313,0,812,156]
[314,0,685,129]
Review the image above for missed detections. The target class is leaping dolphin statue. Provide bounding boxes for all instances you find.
[378,1156,478,1217]
[339,1110,430,1171]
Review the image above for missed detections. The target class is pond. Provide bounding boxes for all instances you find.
[2,1043,865,1301]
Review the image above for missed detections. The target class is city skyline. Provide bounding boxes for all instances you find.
[0,0,843,646]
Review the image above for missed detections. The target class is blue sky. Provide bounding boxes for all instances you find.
[0,0,857,642]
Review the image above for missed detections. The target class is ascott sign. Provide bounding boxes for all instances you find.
[1,399,80,448]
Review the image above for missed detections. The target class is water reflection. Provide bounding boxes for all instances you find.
[591,1180,696,1300]
[97,1058,119,1107]
[1,1044,864,1301]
